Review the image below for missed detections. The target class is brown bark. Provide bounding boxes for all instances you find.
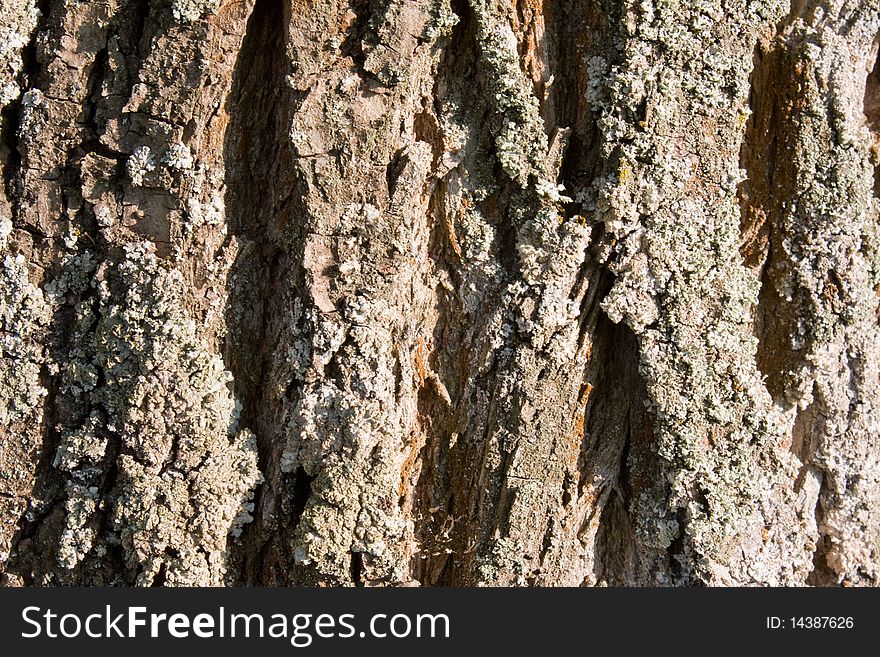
[1,0,878,586]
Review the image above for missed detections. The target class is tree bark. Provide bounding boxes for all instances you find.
[0,0,878,586]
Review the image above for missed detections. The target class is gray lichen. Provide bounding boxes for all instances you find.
[586,0,880,584]
[39,241,262,584]
[125,146,156,187]
[471,7,549,187]
[171,0,222,24]
[93,243,262,585]
[0,216,52,573]
[0,240,52,428]
[0,0,39,110]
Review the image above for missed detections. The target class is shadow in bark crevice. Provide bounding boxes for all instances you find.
[738,38,803,407]
[542,0,609,220]
[222,0,310,585]
[581,307,658,586]
[414,0,662,586]
[407,0,484,586]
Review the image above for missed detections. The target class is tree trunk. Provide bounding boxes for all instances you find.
[1,0,878,587]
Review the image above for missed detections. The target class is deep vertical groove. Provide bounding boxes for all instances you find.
[738,35,802,405]
[223,0,308,585]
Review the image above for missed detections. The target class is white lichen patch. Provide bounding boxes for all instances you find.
[184,188,225,230]
[94,204,114,227]
[0,215,12,246]
[475,537,528,586]
[279,292,422,584]
[171,0,221,24]
[126,146,155,187]
[163,142,194,170]
[601,252,660,331]
[17,88,46,138]
[0,212,53,574]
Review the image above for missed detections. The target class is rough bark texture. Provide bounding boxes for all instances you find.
[0,0,878,586]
